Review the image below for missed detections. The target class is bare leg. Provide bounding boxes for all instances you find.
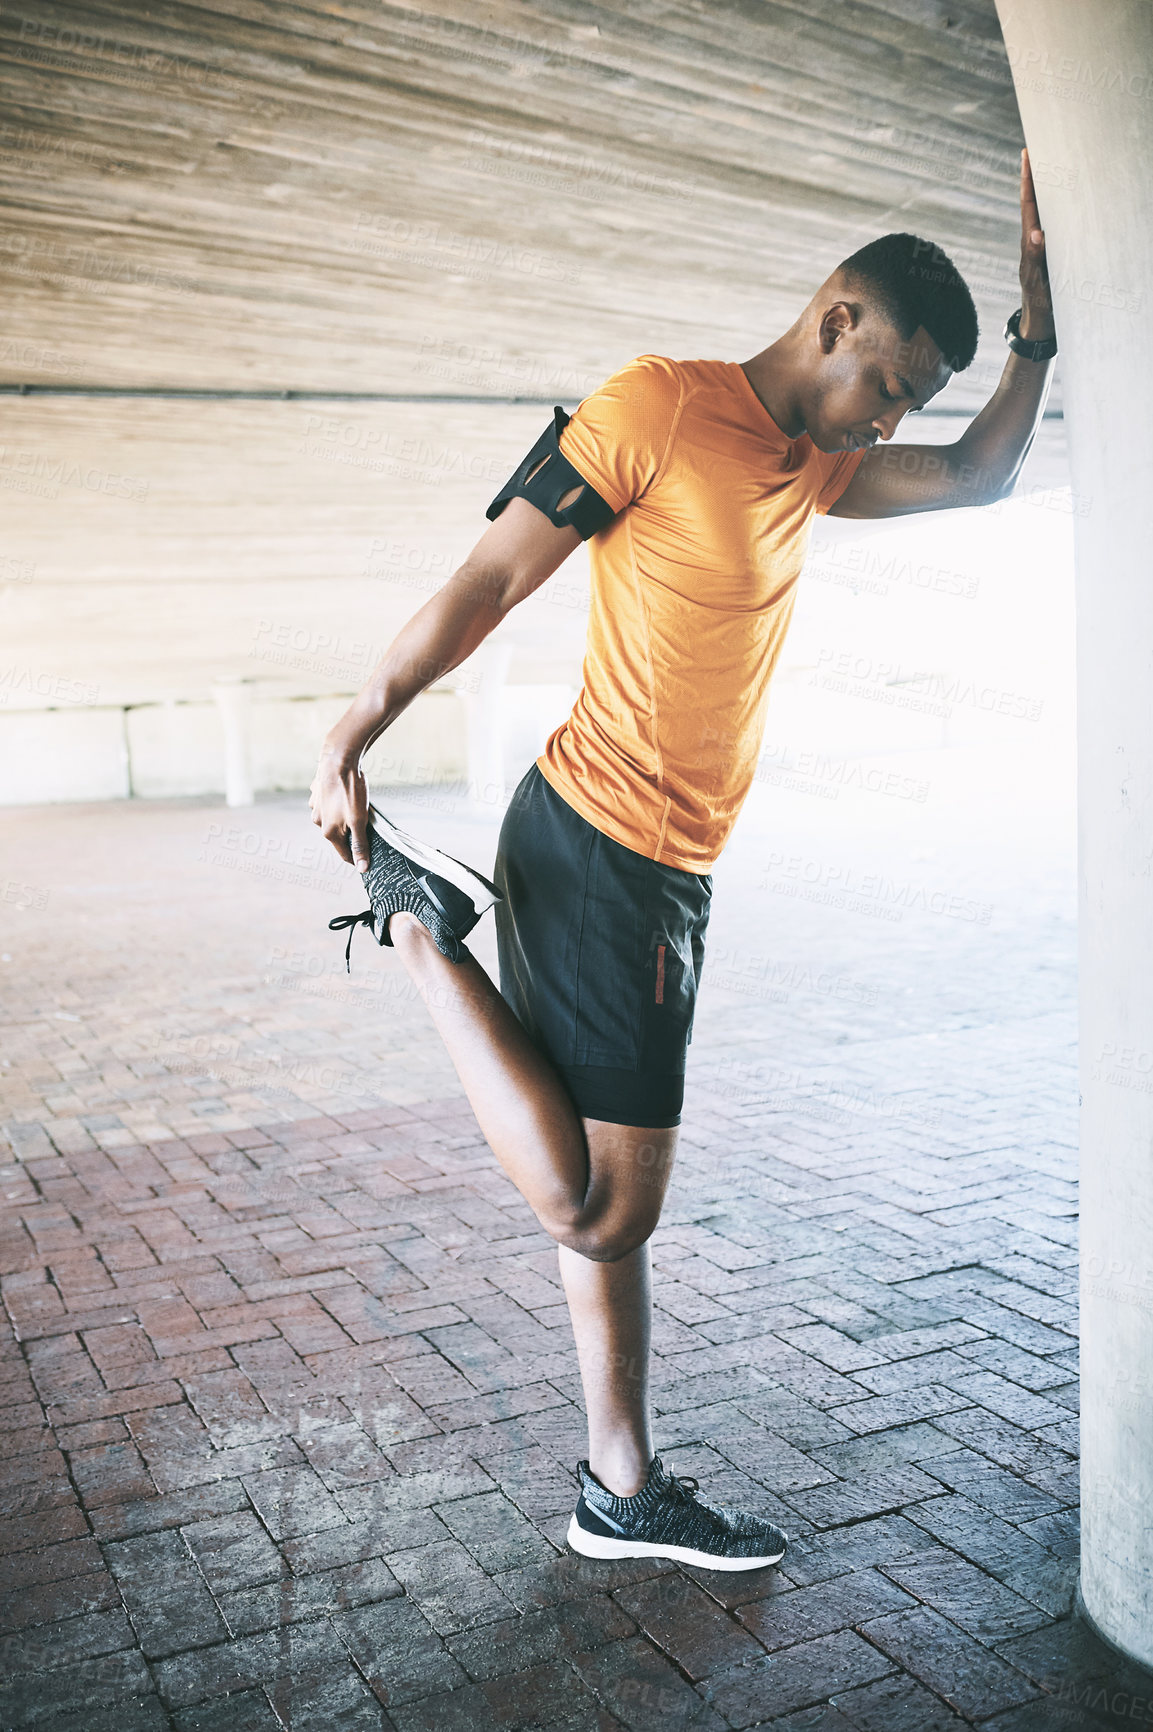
[388,911,591,1240]
[558,1239,655,1496]
[558,1121,678,1495]
[388,914,682,1499]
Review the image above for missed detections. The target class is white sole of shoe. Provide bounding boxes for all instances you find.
[367,803,500,915]
[566,1514,786,1571]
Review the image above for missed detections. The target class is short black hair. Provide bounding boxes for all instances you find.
[836,232,979,372]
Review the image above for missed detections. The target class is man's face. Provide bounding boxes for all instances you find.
[803,308,953,454]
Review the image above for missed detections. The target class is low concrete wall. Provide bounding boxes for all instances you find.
[0,682,580,806]
[0,706,132,803]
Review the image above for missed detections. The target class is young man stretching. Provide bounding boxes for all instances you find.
[310,152,1054,1570]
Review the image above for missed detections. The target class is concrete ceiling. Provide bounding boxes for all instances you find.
[0,0,1043,409]
[0,2,1072,722]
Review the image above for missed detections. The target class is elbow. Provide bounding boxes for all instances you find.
[968,461,1017,507]
[987,473,1019,506]
[451,559,518,617]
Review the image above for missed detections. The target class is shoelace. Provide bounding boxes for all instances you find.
[329,909,373,972]
[665,1470,702,1505]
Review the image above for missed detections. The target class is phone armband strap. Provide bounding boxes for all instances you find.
[486,406,616,540]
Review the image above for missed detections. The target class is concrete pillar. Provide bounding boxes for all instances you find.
[994,0,1153,1667]
[211,680,255,808]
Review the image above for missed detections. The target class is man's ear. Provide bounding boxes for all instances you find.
[818,300,859,355]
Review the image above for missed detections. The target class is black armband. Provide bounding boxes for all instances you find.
[486,405,617,540]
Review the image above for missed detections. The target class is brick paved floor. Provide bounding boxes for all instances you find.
[3,740,1152,1730]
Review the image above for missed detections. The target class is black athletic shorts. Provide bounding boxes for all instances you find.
[493,764,712,1129]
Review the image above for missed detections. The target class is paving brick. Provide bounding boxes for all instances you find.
[297,1421,397,1489]
[703,1629,894,1725]
[1019,1507,1079,1558]
[0,1649,157,1727]
[940,1370,1074,1431]
[0,786,1093,1724]
[769,1324,887,1375]
[992,1615,1130,1692]
[384,1536,516,1634]
[997,1552,1079,1620]
[0,1472,75,1517]
[883,1552,1051,1642]
[468,1441,586,1520]
[89,1476,248,1541]
[157,1434,305,1497]
[0,1503,88,1554]
[782,1514,945,1587]
[735,1388,856,1450]
[447,1594,634,1680]
[0,1565,121,1631]
[431,1487,557,1573]
[336,1374,446,1447]
[847,1349,974,1396]
[827,1386,972,1436]
[180,1368,285,1447]
[0,1441,67,1488]
[492,1548,671,1613]
[811,1423,960,1477]
[573,1634,730,1730]
[954,1336,1077,1391]
[156,1620,353,1707]
[386,1679,506,1732]
[871,1322,987,1362]
[706,1420,838,1492]
[172,1690,284,1731]
[918,1448,1064,1524]
[863,1603,1039,1719]
[218,1556,401,1633]
[739,1568,915,1650]
[68,1438,156,1507]
[763,1706,856,1732]
[0,1605,138,1676]
[611,1574,761,1680]
[265,1660,396,1729]
[182,1510,286,1593]
[0,1535,104,1594]
[783,1463,944,1529]
[336,1597,468,1706]
[104,1527,228,1657]
[830,1671,971,1731]
[905,1494,1053,1582]
[928,1408,1078,1493]
[33,1698,172,1732]
[240,1462,346,1539]
[337,1459,496,1521]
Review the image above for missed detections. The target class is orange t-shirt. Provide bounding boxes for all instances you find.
[537,354,867,872]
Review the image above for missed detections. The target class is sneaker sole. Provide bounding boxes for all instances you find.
[367,804,501,915]
[566,1514,786,1571]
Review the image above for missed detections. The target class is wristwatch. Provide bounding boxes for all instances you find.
[1004,306,1058,362]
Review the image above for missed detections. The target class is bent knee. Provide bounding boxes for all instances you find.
[553,1211,659,1263]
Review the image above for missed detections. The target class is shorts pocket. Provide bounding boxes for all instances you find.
[639,866,712,1066]
[572,830,647,1067]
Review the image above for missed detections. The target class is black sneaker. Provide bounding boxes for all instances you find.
[328,804,501,969]
[568,1455,788,1571]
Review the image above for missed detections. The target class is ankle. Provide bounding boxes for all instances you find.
[588,1453,653,1498]
[388,909,431,946]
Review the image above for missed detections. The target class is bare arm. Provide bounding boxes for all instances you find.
[310,498,580,868]
[830,147,1056,519]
